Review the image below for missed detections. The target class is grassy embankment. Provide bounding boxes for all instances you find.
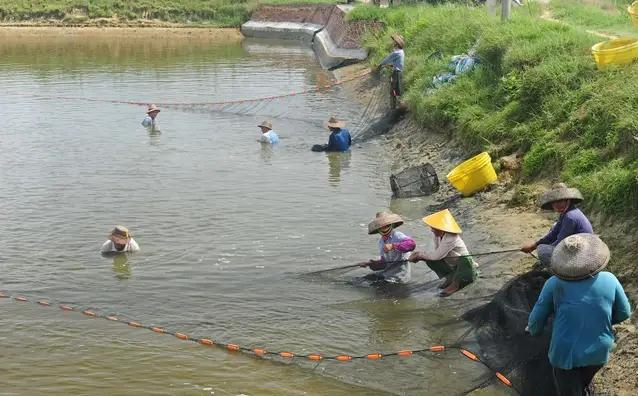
[349,3,638,277]
[0,0,336,27]
[548,0,637,36]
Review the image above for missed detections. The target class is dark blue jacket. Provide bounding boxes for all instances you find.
[537,206,593,247]
[326,128,352,152]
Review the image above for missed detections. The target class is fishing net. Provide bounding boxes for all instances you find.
[459,268,555,395]
[390,163,440,198]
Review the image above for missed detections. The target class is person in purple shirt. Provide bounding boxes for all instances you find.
[360,212,416,284]
[521,183,593,267]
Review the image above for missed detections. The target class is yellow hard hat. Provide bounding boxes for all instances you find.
[422,209,462,234]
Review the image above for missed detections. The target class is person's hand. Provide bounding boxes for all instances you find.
[525,325,531,334]
[359,261,371,268]
[408,252,421,263]
[383,243,394,253]
[521,242,537,254]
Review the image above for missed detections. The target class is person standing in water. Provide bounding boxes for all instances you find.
[101,226,140,253]
[257,120,279,144]
[141,104,160,131]
[521,183,593,267]
[408,209,477,296]
[325,116,351,152]
[527,234,631,396]
[360,212,416,284]
[377,33,405,108]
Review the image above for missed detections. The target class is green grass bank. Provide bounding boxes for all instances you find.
[350,3,638,220]
[0,0,336,27]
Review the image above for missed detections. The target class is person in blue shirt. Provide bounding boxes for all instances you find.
[325,116,351,152]
[527,233,631,396]
[377,33,405,108]
[521,183,593,267]
[257,120,279,144]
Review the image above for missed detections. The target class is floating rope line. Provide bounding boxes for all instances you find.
[0,290,517,393]
[32,69,373,108]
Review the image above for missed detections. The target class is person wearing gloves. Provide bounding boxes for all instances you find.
[360,211,416,284]
[527,233,631,396]
[408,209,477,296]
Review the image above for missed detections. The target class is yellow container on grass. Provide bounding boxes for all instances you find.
[591,38,638,69]
[446,152,497,196]
[629,2,638,28]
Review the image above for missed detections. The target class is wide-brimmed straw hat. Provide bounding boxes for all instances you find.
[110,225,131,243]
[551,233,609,281]
[422,209,462,234]
[539,183,584,210]
[391,33,405,49]
[258,120,272,130]
[325,116,345,129]
[368,212,404,235]
[146,104,161,114]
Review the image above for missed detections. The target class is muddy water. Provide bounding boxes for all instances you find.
[0,31,516,395]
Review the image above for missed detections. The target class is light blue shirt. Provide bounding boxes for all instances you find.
[380,49,405,72]
[141,115,155,128]
[259,130,279,144]
[528,272,631,369]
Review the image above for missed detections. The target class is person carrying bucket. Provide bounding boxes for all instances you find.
[527,234,630,395]
[377,33,405,109]
[257,120,279,144]
[141,104,160,131]
[359,212,416,284]
[408,209,477,297]
[101,226,140,253]
[521,183,593,267]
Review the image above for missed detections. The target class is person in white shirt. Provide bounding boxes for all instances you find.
[141,104,160,131]
[408,209,477,296]
[101,225,140,253]
[257,120,279,144]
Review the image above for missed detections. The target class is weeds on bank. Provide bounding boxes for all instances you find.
[353,4,638,217]
[548,0,636,36]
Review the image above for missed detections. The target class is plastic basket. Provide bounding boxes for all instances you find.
[446,152,497,196]
[591,37,638,69]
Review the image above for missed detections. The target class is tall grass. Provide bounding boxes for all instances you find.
[352,4,638,217]
[0,0,336,26]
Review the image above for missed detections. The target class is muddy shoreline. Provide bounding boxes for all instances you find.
[335,64,637,395]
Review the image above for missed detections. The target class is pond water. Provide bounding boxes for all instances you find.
[0,30,511,395]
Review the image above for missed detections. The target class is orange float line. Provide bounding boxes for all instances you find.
[37,300,51,306]
[106,315,119,321]
[335,355,352,362]
[367,353,383,360]
[253,348,266,356]
[397,350,413,357]
[60,304,74,311]
[14,296,28,302]
[151,327,164,333]
[430,345,445,352]
[0,292,8,298]
[199,338,214,346]
[308,354,322,361]
[279,351,294,359]
[226,344,240,351]
[175,332,189,340]
[128,321,142,328]
[496,372,513,387]
[460,349,480,362]
[82,310,96,317]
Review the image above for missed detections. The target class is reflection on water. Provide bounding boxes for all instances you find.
[327,151,351,186]
[111,253,132,280]
[148,129,162,146]
[259,142,275,164]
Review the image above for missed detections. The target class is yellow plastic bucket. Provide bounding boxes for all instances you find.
[591,38,638,69]
[446,152,498,196]
[629,2,638,28]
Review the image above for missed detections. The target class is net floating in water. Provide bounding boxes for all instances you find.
[390,163,439,198]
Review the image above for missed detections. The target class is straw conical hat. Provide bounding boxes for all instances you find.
[325,116,345,129]
[391,33,405,49]
[539,183,584,210]
[368,212,404,235]
[110,225,131,243]
[422,209,462,234]
[551,233,609,281]
[258,120,272,130]
[147,104,161,114]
